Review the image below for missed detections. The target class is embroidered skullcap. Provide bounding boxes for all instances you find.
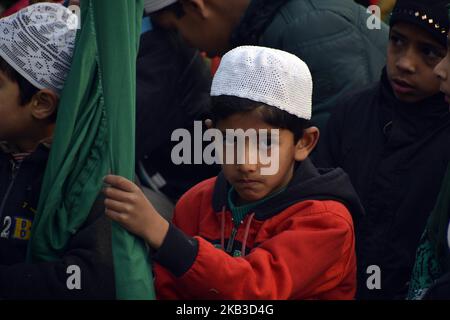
[211,46,313,120]
[0,3,77,93]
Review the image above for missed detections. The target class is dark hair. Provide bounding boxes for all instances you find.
[0,56,40,106]
[211,95,310,143]
[0,57,57,122]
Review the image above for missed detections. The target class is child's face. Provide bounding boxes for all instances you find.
[386,22,446,103]
[433,32,450,105]
[216,109,317,204]
[0,70,32,143]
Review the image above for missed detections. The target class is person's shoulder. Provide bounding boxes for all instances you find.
[283,0,377,23]
[286,199,354,231]
[173,177,218,222]
[274,0,367,27]
[269,0,387,45]
[320,200,355,227]
[330,82,380,117]
[176,176,217,207]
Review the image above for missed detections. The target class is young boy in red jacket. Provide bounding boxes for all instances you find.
[103,46,363,299]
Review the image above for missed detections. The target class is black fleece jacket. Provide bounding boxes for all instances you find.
[0,144,115,299]
[315,69,450,300]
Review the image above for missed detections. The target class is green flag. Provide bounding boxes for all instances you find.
[27,0,155,299]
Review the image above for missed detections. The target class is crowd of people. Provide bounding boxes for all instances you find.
[0,0,449,300]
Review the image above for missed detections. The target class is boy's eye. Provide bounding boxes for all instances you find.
[421,45,445,61]
[390,34,404,47]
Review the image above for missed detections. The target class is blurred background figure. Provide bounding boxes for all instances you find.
[146,0,389,133]
[136,6,220,219]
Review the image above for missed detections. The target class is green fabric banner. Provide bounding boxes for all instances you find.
[27,0,155,299]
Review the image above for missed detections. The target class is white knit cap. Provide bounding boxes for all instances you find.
[0,3,77,93]
[211,46,313,120]
[144,0,177,14]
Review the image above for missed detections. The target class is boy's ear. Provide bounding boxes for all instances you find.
[29,89,59,121]
[182,0,208,19]
[294,127,320,162]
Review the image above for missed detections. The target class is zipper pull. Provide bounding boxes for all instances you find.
[11,161,20,179]
[226,226,238,253]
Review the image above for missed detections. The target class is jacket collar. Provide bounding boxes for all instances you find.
[212,159,318,217]
[0,138,52,163]
[378,68,450,138]
[211,158,365,221]
[0,138,52,154]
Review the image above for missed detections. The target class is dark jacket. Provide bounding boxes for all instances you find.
[424,272,450,299]
[231,0,388,130]
[154,158,364,299]
[0,143,115,299]
[408,165,450,300]
[315,70,450,299]
[136,28,219,202]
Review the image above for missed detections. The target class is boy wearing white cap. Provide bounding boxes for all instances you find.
[0,3,115,299]
[104,46,362,300]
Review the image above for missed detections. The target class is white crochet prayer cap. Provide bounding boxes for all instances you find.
[211,46,313,120]
[0,3,77,93]
[144,0,177,14]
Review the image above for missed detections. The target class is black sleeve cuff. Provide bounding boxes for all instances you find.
[152,223,199,277]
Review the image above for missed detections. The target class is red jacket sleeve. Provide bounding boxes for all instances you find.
[154,199,356,300]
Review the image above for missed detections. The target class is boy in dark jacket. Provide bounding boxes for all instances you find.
[143,0,388,130]
[104,46,364,299]
[315,0,450,300]
[0,3,115,299]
